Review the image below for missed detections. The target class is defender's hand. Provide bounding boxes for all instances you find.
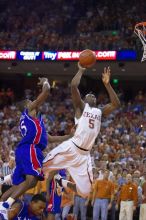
[102,67,111,85]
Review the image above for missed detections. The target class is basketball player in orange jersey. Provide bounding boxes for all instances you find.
[43,63,120,198]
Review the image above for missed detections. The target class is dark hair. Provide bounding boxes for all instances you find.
[16,99,28,112]
[86,92,96,98]
[31,194,46,203]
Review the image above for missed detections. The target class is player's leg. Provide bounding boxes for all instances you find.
[1,185,17,201]
[43,140,74,176]
[9,144,44,199]
[1,175,38,206]
[55,154,93,198]
[68,154,93,198]
[68,169,92,198]
[9,175,37,199]
[0,144,43,210]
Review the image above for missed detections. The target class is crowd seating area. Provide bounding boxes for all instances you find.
[0,0,146,51]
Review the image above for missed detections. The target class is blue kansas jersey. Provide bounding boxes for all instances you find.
[12,109,48,185]
[19,109,48,150]
[13,201,40,220]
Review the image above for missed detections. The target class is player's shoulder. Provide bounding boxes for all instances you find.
[96,104,104,113]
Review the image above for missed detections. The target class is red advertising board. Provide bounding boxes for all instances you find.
[0,51,16,60]
[57,51,116,60]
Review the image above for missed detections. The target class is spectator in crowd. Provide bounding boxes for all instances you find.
[0,0,145,51]
[92,169,114,220]
[118,169,128,186]
[132,171,142,220]
[110,174,120,220]
[116,174,138,220]
[140,170,146,220]
[73,194,87,220]
[0,155,15,195]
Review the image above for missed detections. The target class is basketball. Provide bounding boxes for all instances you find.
[79,49,96,68]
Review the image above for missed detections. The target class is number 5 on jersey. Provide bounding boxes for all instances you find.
[89,119,95,129]
[20,120,27,136]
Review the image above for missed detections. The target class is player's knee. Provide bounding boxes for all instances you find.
[26,176,38,188]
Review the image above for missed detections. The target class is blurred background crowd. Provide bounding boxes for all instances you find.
[0,0,146,51]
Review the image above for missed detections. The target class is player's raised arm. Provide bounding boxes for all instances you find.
[71,63,86,111]
[28,77,50,112]
[102,67,121,117]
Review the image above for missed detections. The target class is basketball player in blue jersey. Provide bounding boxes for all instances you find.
[0,78,73,219]
[0,77,50,219]
[8,194,46,219]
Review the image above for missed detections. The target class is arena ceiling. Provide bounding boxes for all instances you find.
[0,61,146,81]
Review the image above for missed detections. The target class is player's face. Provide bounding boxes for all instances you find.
[26,99,36,116]
[26,99,32,108]
[84,94,96,106]
[31,200,46,216]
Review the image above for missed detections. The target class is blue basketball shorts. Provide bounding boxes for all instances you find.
[12,144,44,185]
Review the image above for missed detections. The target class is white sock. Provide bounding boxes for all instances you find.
[6,197,15,207]
[61,179,68,188]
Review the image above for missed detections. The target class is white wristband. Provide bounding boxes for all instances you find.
[43,81,50,90]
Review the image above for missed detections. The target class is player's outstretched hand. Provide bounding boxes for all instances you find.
[78,62,86,72]
[102,66,111,85]
[38,77,48,86]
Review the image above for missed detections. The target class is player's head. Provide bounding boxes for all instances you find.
[30,194,46,216]
[16,99,32,112]
[84,92,96,106]
[16,99,36,116]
